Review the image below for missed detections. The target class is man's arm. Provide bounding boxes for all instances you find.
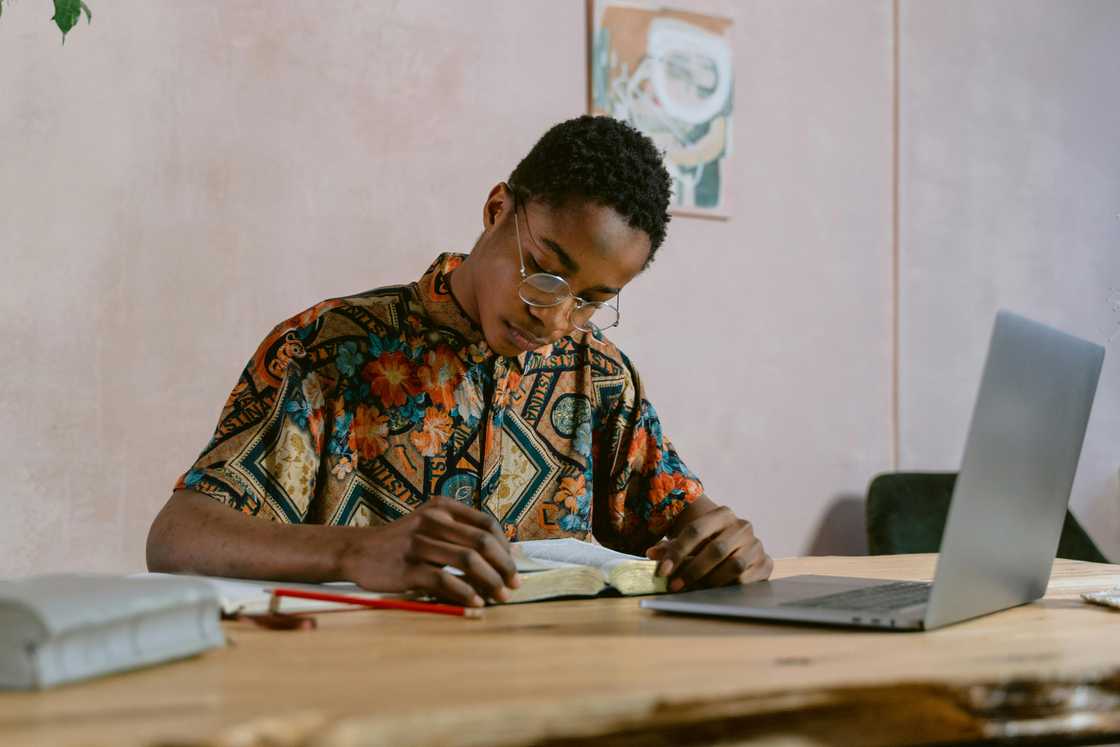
[645,494,773,591]
[146,490,520,607]
[147,490,352,581]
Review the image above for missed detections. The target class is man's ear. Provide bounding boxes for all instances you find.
[482,182,514,229]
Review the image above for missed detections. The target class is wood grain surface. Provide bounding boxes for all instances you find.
[2,555,1119,747]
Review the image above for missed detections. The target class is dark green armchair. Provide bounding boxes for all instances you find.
[866,472,1109,563]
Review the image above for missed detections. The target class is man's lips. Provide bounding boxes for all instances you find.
[506,321,546,351]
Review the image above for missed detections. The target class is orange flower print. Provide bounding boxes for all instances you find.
[417,346,464,411]
[649,471,678,504]
[649,472,702,505]
[410,407,453,457]
[627,428,660,473]
[555,475,587,514]
[332,455,354,480]
[466,342,490,364]
[362,352,421,408]
[682,476,703,501]
[555,473,590,532]
[627,428,648,462]
[349,403,389,461]
[650,498,686,535]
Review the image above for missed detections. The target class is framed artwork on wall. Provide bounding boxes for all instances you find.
[590,1,734,219]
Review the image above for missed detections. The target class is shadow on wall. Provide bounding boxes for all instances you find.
[805,494,868,556]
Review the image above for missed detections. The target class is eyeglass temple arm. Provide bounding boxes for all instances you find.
[512,206,527,277]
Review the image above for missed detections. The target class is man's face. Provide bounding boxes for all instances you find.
[474,187,651,357]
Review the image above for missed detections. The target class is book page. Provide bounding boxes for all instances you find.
[509,552,587,573]
[513,539,666,597]
[134,573,393,615]
[512,538,650,574]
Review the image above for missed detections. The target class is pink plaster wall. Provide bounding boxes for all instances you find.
[897,0,1120,559]
[0,0,594,574]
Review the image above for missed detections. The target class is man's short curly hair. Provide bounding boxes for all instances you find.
[508,115,672,260]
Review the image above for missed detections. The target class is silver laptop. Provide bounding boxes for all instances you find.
[642,311,1105,631]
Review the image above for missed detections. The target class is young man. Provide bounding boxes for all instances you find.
[147,115,772,607]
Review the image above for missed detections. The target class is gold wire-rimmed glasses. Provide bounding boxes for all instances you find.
[512,205,621,334]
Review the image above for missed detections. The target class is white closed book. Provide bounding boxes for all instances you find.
[0,574,225,690]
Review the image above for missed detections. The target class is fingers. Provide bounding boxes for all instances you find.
[654,505,737,579]
[668,522,755,591]
[406,564,489,607]
[703,537,772,589]
[653,505,772,591]
[431,496,510,544]
[404,534,512,604]
[746,552,775,584]
[416,498,520,589]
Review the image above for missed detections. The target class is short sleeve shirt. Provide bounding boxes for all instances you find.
[176,253,703,554]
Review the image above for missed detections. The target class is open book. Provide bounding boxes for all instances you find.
[506,538,667,603]
[138,538,664,612]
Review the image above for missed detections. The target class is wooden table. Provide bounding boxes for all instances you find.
[3,555,1120,747]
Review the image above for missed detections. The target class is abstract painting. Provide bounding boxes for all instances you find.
[591,1,734,218]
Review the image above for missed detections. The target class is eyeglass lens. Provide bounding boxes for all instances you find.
[518,275,618,331]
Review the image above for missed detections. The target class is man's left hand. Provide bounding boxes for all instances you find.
[646,495,772,591]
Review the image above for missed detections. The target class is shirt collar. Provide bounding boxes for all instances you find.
[415,252,562,367]
[415,252,488,346]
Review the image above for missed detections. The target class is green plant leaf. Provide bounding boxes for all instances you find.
[0,0,92,31]
[53,0,92,43]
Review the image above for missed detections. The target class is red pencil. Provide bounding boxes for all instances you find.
[267,587,483,619]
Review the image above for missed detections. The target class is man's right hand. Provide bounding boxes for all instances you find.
[340,496,521,607]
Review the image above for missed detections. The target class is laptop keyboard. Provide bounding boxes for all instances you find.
[783,581,932,612]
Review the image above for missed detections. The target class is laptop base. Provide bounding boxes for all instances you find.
[641,575,929,630]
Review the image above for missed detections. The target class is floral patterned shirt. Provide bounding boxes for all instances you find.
[176,253,703,553]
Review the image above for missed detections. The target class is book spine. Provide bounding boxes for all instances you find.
[31,600,224,689]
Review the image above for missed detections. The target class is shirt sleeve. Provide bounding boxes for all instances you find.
[592,355,704,554]
[173,305,339,523]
